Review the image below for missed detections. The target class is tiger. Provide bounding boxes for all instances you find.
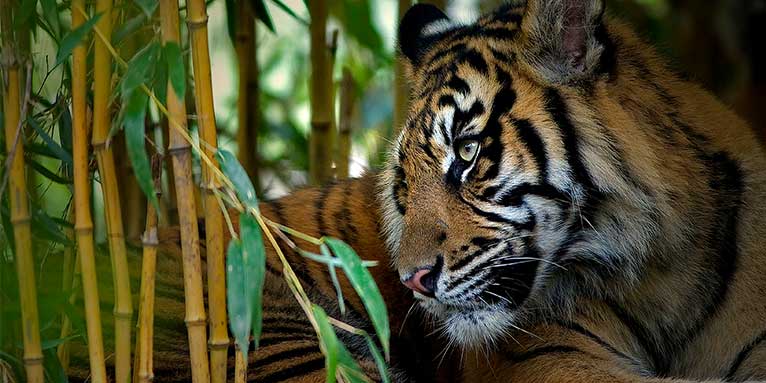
[376,0,766,381]
[66,0,766,382]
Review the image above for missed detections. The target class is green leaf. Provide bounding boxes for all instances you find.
[122,89,159,211]
[164,42,186,99]
[240,214,266,349]
[225,0,238,43]
[26,158,73,185]
[319,245,346,315]
[14,0,37,29]
[55,12,103,69]
[325,238,390,358]
[40,0,60,38]
[121,42,160,97]
[216,149,259,210]
[42,348,67,383]
[40,335,81,350]
[364,335,390,383]
[134,0,158,17]
[226,239,253,355]
[311,305,340,383]
[153,47,168,107]
[113,12,146,45]
[269,0,309,26]
[251,0,275,32]
[312,305,368,383]
[28,117,73,166]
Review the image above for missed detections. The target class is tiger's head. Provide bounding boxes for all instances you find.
[379,0,668,347]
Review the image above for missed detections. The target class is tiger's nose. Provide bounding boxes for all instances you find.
[401,257,443,297]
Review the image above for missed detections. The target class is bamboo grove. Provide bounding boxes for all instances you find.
[0,0,399,382]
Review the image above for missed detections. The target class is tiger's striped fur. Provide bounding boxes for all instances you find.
[378,0,766,381]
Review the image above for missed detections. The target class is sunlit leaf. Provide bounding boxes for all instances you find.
[121,42,160,97]
[216,149,259,210]
[164,42,186,99]
[226,239,253,355]
[311,305,340,383]
[325,238,390,358]
[122,89,159,211]
[54,13,103,68]
[240,214,266,349]
[134,0,158,17]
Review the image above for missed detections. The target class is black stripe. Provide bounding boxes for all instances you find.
[476,84,515,182]
[480,27,519,40]
[315,183,335,238]
[447,76,470,95]
[508,345,586,363]
[726,330,766,380]
[253,345,321,368]
[512,118,548,182]
[556,321,639,366]
[497,183,568,208]
[448,237,502,272]
[254,357,326,383]
[606,300,666,374]
[463,49,488,74]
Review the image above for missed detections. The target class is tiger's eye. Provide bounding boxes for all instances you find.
[457,140,480,162]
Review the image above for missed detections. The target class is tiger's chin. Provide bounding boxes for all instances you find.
[420,299,516,348]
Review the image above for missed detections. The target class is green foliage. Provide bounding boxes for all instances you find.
[55,13,102,68]
[312,305,367,383]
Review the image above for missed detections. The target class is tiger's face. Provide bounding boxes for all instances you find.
[380,1,620,346]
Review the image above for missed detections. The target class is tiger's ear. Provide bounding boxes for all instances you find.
[520,0,609,84]
[398,4,453,66]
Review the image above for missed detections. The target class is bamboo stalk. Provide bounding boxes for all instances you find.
[136,160,161,383]
[235,0,259,185]
[393,0,412,137]
[336,68,355,178]
[57,204,78,372]
[235,349,247,383]
[1,1,43,380]
[162,118,177,226]
[164,1,214,382]
[91,0,133,380]
[70,1,108,381]
[308,1,334,184]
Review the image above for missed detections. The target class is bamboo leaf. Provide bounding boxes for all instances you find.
[364,335,390,383]
[28,117,73,166]
[113,12,146,45]
[153,47,168,107]
[134,0,158,17]
[26,158,73,185]
[42,348,67,383]
[164,42,186,99]
[239,214,266,349]
[40,0,60,38]
[122,89,159,211]
[225,0,237,43]
[269,0,309,26]
[324,238,390,358]
[311,305,340,383]
[216,149,259,210]
[14,0,37,29]
[226,239,253,355]
[121,41,160,97]
[54,12,103,68]
[251,0,275,32]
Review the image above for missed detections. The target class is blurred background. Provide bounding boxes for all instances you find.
[1,0,764,380]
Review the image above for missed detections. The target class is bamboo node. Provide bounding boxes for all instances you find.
[167,145,192,155]
[113,310,133,319]
[185,317,207,327]
[22,356,44,365]
[208,340,229,350]
[186,17,209,31]
[9,216,32,225]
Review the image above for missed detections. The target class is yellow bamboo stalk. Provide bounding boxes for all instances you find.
[309,1,334,184]
[235,0,260,184]
[136,163,160,383]
[165,1,214,382]
[57,204,78,372]
[393,0,412,137]
[91,0,133,380]
[336,68,355,178]
[1,1,43,379]
[70,1,108,381]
